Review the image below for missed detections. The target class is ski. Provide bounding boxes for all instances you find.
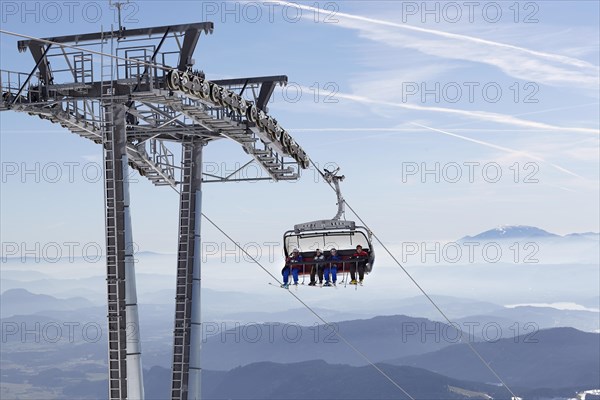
[268,282,299,290]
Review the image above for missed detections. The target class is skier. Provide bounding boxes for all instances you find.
[349,245,368,285]
[281,248,303,288]
[324,248,341,287]
[308,249,325,286]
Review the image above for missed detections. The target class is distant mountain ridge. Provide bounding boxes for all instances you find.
[388,327,600,389]
[57,361,548,400]
[461,225,570,240]
[462,225,600,240]
[565,232,600,240]
[201,314,470,370]
[2,301,597,398]
[186,361,513,400]
[1,250,172,262]
[0,288,95,317]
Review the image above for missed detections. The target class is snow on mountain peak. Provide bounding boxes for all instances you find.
[462,225,559,240]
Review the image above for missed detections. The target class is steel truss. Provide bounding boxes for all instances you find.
[1,21,310,400]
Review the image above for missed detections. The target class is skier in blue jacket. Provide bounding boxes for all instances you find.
[324,248,341,287]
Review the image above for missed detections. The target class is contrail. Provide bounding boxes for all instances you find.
[412,122,585,179]
[439,102,600,131]
[293,128,418,132]
[330,90,599,135]
[271,0,598,70]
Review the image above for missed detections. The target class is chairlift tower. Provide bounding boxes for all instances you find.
[0,21,310,400]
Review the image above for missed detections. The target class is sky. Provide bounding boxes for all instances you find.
[0,1,599,290]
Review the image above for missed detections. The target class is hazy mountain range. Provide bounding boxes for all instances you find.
[1,287,598,398]
[454,225,600,265]
[0,288,95,316]
[460,225,599,241]
[2,320,597,399]
[7,360,568,400]
[388,327,600,389]
[1,225,598,398]
[2,288,598,333]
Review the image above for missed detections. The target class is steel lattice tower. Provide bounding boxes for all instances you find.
[1,22,310,400]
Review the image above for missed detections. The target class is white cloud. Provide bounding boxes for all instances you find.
[412,122,586,179]
[327,88,599,134]
[505,302,600,312]
[563,142,600,162]
[272,1,599,88]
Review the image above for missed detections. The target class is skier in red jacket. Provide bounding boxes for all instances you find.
[349,245,368,285]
